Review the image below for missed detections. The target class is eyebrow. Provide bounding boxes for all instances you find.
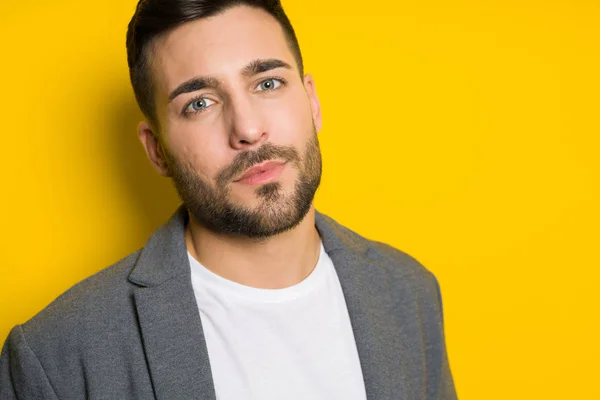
[168,76,220,102]
[168,58,293,103]
[241,58,292,77]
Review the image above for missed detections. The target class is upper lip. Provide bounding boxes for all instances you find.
[234,160,286,182]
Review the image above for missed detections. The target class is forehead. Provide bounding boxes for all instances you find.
[150,6,297,95]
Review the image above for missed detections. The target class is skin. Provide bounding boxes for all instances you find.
[137,6,324,289]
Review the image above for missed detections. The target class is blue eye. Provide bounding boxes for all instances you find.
[257,78,282,91]
[185,97,215,114]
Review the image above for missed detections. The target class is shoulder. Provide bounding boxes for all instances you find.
[317,213,455,396]
[19,249,142,348]
[318,211,441,297]
[369,240,437,284]
[1,249,154,397]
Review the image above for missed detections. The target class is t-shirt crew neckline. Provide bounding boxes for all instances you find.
[188,242,328,304]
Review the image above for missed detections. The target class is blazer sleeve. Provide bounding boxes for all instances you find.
[0,325,59,400]
[432,277,458,400]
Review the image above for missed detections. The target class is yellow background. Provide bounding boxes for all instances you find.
[1,0,599,398]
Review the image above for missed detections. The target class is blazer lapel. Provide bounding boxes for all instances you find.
[315,212,410,400]
[134,278,215,400]
[128,206,215,400]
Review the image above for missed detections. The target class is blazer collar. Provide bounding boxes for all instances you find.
[128,206,190,287]
[128,205,370,288]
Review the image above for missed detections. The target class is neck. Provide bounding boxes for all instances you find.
[185,206,322,289]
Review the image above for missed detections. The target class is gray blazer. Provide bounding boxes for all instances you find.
[1,207,457,399]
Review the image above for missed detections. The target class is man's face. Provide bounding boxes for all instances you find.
[144,6,322,238]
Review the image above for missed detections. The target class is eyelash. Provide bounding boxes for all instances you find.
[182,76,288,117]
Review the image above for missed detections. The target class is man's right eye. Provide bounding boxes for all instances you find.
[184,97,216,114]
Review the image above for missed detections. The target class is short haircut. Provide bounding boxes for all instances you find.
[126,0,304,129]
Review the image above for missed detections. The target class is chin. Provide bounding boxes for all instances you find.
[231,181,287,210]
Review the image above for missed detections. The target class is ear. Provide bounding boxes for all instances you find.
[138,121,171,177]
[303,73,322,132]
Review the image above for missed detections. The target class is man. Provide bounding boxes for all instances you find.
[0,0,457,398]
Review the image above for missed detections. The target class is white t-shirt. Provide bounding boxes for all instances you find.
[188,242,367,400]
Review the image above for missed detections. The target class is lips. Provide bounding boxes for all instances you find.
[234,160,287,184]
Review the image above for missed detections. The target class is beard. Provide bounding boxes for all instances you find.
[164,131,322,239]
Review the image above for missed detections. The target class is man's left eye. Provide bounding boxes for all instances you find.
[256,78,282,92]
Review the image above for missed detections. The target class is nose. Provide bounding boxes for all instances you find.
[228,94,269,150]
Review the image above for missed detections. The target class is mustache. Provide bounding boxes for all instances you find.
[216,142,300,187]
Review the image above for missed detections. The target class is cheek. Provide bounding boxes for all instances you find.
[266,92,314,143]
[166,123,229,181]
